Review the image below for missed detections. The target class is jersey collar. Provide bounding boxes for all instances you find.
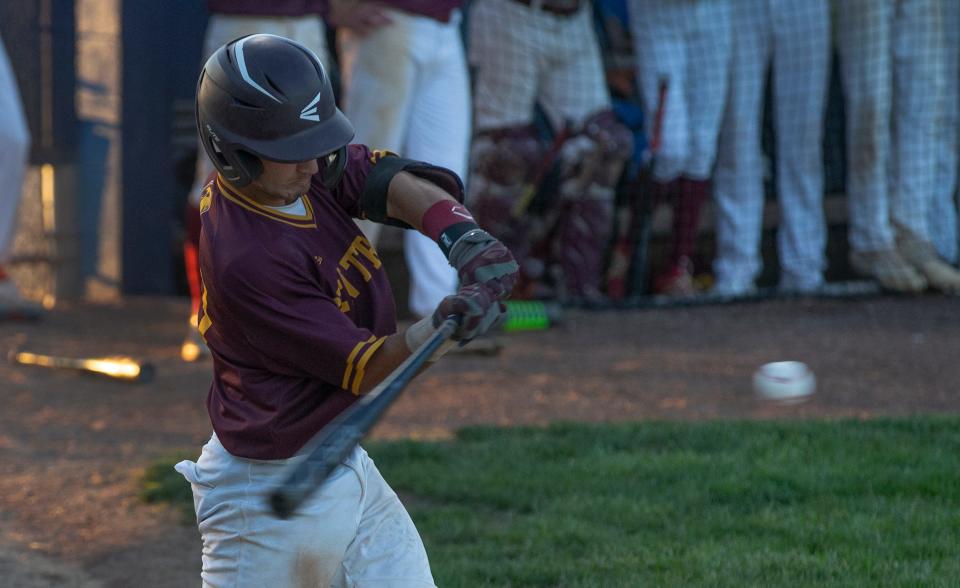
[216,175,317,228]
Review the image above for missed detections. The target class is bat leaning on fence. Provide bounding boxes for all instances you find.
[606,77,669,299]
[268,316,460,520]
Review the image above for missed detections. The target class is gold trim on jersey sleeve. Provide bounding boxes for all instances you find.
[342,335,376,390]
[349,335,387,395]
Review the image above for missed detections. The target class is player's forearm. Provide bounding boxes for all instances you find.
[352,321,454,395]
[352,333,415,396]
[385,171,462,232]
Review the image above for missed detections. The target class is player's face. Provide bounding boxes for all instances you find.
[251,159,319,205]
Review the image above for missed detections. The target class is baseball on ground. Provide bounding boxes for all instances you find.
[753,361,816,404]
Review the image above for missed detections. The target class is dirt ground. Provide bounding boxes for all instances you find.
[1,293,958,587]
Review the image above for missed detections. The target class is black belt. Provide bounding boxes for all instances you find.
[511,0,582,17]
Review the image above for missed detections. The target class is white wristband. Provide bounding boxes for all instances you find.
[405,316,457,362]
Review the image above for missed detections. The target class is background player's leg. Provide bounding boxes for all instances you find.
[711,0,771,295]
[834,0,896,253]
[0,34,32,308]
[888,0,960,293]
[888,0,942,244]
[835,0,926,292]
[629,0,690,183]
[629,0,697,294]
[662,0,731,295]
[400,12,469,318]
[929,0,959,264]
[337,10,416,249]
[539,7,626,301]
[771,0,830,292]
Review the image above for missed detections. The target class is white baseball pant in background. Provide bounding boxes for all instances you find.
[468,0,611,133]
[0,34,31,263]
[176,434,436,587]
[628,0,732,182]
[835,0,944,252]
[930,0,958,263]
[712,0,830,291]
[188,14,330,207]
[339,9,468,318]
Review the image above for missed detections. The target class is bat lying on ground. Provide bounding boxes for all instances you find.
[268,316,460,520]
[8,350,155,383]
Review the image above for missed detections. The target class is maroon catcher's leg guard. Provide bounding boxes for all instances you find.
[553,197,615,301]
[551,110,633,301]
[468,126,548,295]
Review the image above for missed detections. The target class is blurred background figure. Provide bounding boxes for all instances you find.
[627,0,732,296]
[0,32,32,313]
[467,0,632,303]
[712,0,831,296]
[181,0,331,361]
[929,0,958,265]
[330,0,468,320]
[835,0,960,294]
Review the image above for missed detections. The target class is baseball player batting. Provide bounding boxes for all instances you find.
[173,34,518,587]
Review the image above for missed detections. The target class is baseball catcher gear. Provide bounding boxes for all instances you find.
[553,110,633,300]
[469,125,547,283]
[196,34,354,187]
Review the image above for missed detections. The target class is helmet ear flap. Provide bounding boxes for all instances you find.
[202,124,262,186]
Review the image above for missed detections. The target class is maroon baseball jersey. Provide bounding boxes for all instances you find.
[197,145,398,459]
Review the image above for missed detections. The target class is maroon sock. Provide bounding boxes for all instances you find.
[669,178,709,267]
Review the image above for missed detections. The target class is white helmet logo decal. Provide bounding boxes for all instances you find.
[300,91,321,122]
[233,37,281,103]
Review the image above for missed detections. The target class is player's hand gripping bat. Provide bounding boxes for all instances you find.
[268,316,460,519]
[8,350,155,383]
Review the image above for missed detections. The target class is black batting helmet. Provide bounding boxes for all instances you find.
[196,34,354,187]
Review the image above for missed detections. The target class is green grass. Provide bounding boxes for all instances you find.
[142,418,960,586]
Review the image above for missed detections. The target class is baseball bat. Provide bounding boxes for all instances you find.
[8,350,155,383]
[268,316,460,519]
[627,77,669,297]
[606,77,668,299]
[511,126,572,219]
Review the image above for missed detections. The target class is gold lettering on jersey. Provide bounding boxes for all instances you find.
[333,276,350,313]
[339,235,382,283]
[337,267,360,298]
[333,235,382,314]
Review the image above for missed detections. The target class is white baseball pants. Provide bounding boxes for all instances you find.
[0,34,31,263]
[835,0,945,252]
[339,9,469,318]
[712,0,830,289]
[628,0,732,182]
[930,0,958,263]
[468,0,612,133]
[188,14,331,207]
[176,434,435,588]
